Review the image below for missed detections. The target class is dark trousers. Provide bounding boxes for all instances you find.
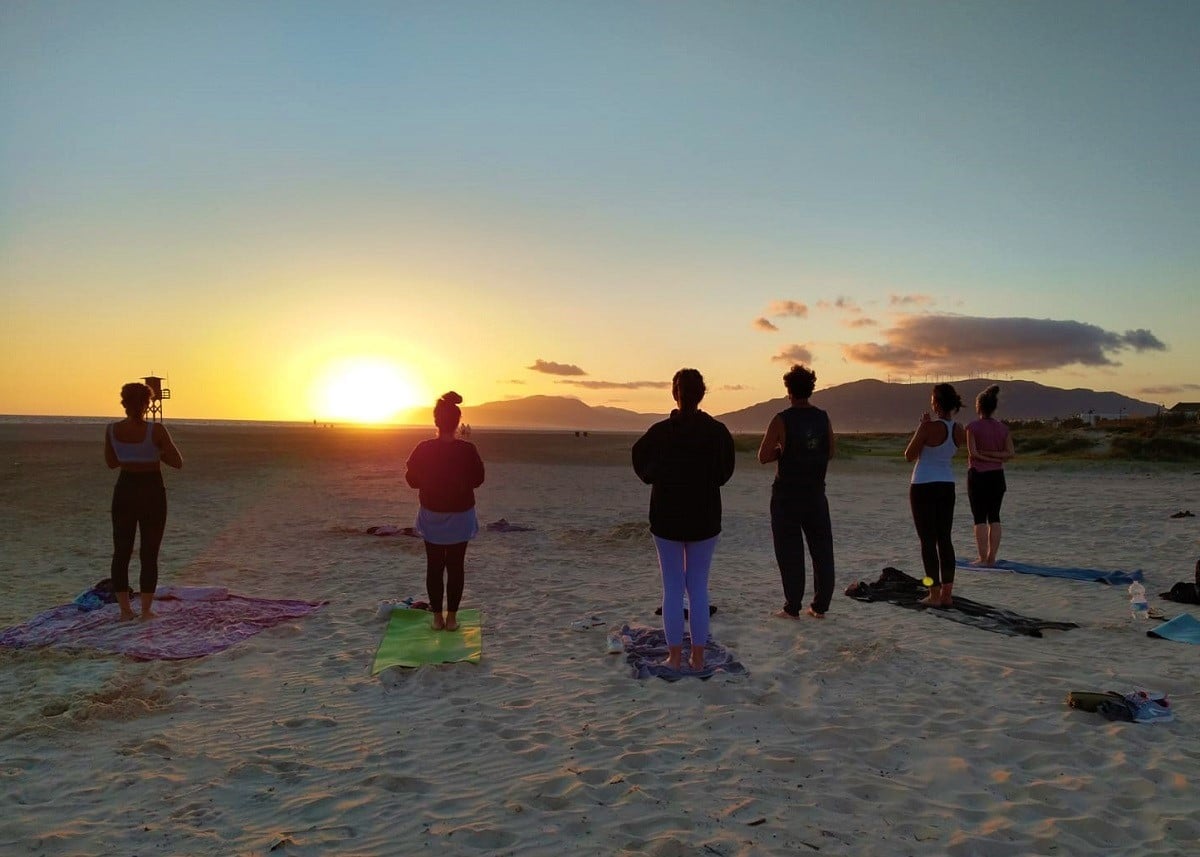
[909,481,956,585]
[110,470,167,594]
[771,491,835,615]
[425,541,467,612]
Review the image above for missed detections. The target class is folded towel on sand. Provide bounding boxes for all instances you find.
[1146,613,1200,644]
[372,608,482,673]
[0,588,326,660]
[955,558,1143,585]
[846,567,1079,638]
[619,624,747,682]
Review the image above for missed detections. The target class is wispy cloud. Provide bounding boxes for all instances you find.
[1139,383,1200,396]
[557,379,670,390]
[767,300,808,318]
[528,359,586,376]
[817,296,860,312]
[504,379,526,384]
[753,317,779,332]
[843,317,878,328]
[720,384,749,391]
[889,293,935,307]
[771,344,814,364]
[843,315,1167,374]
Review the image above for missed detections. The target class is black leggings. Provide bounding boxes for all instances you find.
[425,541,467,613]
[967,468,1006,524]
[909,481,955,586]
[110,470,167,594]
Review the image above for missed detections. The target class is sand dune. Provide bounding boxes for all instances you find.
[1,424,1197,856]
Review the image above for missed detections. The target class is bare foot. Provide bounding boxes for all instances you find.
[444,615,459,632]
[806,607,826,619]
[118,610,137,622]
[139,610,158,621]
[688,646,705,671]
[431,613,445,630]
[773,609,801,620]
[917,585,941,607]
[663,656,682,670]
[970,559,993,568]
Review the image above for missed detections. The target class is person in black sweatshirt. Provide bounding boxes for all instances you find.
[632,369,735,671]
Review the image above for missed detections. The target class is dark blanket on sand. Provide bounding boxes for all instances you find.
[845,567,1079,638]
[1160,582,1200,605]
[484,518,535,532]
[620,625,747,682]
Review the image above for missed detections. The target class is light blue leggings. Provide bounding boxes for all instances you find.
[653,534,719,647]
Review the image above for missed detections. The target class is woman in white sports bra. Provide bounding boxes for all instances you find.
[903,383,965,607]
[103,382,183,620]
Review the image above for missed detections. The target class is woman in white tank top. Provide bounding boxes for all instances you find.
[903,384,965,607]
[103,382,183,621]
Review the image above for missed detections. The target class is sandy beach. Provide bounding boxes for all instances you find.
[1,421,1198,856]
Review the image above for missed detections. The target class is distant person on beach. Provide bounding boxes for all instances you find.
[405,392,485,631]
[904,383,965,607]
[757,364,836,619]
[966,384,1015,566]
[632,369,735,671]
[103,382,183,621]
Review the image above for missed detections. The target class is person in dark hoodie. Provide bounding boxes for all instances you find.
[632,368,736,671]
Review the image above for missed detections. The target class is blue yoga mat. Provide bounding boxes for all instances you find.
[1147,613,1200,644]
[956,558,1143,585]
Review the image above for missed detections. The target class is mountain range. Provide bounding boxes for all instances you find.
[463,380,1161,433]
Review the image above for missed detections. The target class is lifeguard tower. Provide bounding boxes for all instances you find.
[142,375,170,422]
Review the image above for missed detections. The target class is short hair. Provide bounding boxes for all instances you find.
[433,391,463,432]
[120,382,152,418]
[976,384,1001,418]
[672,368,706,410]
[932,383,963,414]
[782,364,817,399]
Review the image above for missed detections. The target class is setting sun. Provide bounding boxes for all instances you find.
[311,358,425,424]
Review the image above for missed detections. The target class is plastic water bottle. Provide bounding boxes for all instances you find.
[1128,582,1149,620]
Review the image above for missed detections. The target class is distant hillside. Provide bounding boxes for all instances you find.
[465,381,1161,433]
[464,395,659,430]
[717,378,1160,433]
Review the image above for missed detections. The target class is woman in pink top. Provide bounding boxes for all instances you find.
[965,385,1015,566]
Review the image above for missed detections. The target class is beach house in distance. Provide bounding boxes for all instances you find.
[1168,402,1200,420]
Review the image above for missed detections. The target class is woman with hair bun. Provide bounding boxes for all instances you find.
[903,383,965,607]
[966,384,1015,566]
[405,392,485,631]
[103,381,184,621]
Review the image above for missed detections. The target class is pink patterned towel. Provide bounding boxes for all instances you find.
[0,589,326,660]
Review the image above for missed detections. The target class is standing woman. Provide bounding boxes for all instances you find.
[104,382,184,621]
[966,385,1015,566]
[406,392,485,631]
[903,383,965,607]
[632,369,735,671]
[758,364,836,619]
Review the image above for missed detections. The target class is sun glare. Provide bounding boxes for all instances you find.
[313,359,424,424]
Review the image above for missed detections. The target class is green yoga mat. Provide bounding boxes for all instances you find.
[371,608,482,674]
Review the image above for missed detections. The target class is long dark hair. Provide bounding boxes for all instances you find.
[932,383,963,415]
